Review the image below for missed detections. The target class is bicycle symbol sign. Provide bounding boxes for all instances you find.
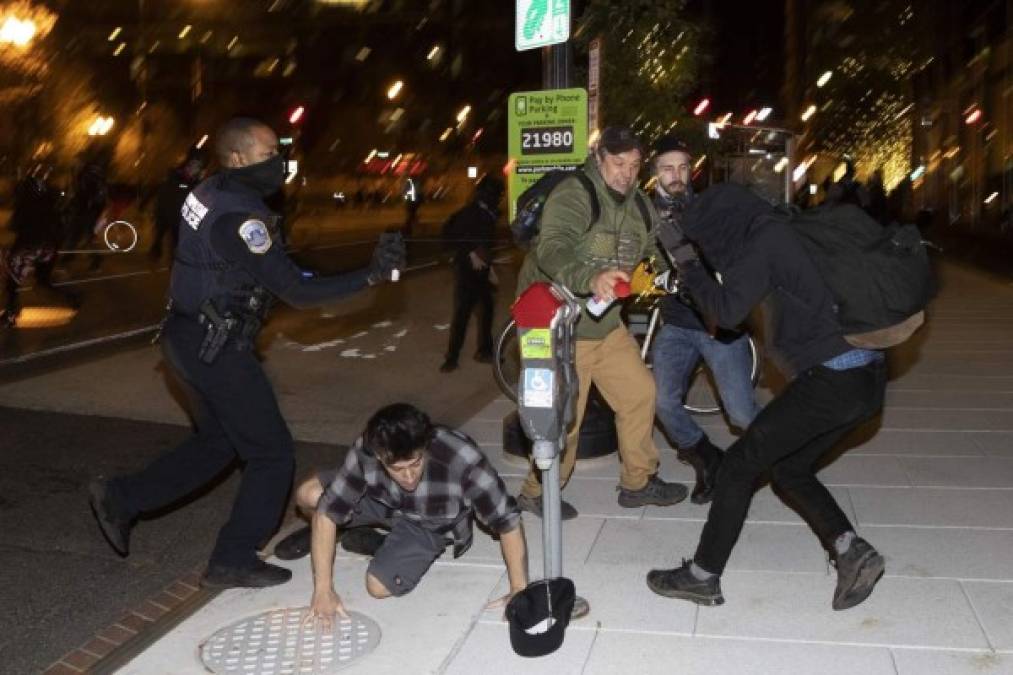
[515,0,570,52]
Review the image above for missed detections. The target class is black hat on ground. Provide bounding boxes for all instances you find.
[505,577,576,658]
[598,126,644,156]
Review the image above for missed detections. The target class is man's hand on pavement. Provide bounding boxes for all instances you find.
[590,268,630,303]
[303,588,349,631]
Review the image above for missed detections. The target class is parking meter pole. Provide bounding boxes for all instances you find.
[534,440,563,578]
[512,282,580,587]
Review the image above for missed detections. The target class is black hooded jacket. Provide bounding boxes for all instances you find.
[679,183,852,377]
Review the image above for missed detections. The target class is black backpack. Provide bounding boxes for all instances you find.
[510,169,651,248]
[789,203,935,348]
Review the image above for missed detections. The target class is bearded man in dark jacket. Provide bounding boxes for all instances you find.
[646,183,888,612]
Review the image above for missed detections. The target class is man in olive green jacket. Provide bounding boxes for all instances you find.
[515,126,688,519]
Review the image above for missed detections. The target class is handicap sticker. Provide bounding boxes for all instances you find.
[522,368,554,408]
[520,329,552,360]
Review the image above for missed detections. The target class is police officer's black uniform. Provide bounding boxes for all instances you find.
[90,154,404,587]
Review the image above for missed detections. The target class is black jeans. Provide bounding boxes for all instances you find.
[445,265,494,363]
[113,315,295,568]
[694,360,887,575]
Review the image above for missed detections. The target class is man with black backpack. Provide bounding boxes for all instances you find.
[646,183,889,611]
[514,126,688,519]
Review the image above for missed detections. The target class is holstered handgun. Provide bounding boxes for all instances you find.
[197,299,237,364]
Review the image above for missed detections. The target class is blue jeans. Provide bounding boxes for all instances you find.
[651,323,760,449]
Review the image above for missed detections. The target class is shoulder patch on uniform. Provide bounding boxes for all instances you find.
[238,219,272,255]
[181,193,208,230]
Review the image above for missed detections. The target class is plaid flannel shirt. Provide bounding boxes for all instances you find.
[317,426,520,558]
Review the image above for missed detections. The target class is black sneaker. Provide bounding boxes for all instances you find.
[617,475,688,508]
[340,527,387,556]
[201,560,293,589]
[832,537,885,610]
[646,559,724,606]
[515,493,579,521]
[88,479,132,557]
[274,525,311,560]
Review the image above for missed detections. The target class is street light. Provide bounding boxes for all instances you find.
[88,116,115,136]
[387,80,403,100]
[817,70,833,88]
[0,16,36,46]
[456,105,471,123]
[800,104,817,122]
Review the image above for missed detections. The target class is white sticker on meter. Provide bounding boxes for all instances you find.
[522,368,554,408]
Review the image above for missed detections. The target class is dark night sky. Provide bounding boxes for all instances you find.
[697,0,787,119]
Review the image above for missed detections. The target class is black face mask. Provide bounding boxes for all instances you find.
[230,154,285,196]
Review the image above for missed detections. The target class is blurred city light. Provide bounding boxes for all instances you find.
[113,42,126,56]
[756,107,772,121]
[909,164,926,181]
[10,306,76,329]
[107,27,121,42]
[386,80,403,100]
[716,112,732,126]
[809,183,818,195]
[439,127,452,142]
[456,105,471,123]
[288,105,305,124]
[427,45,441,61]
[87,116,115,136]
[467,166,478,178]
[0,16,36,46]
[196,134,209,149]
[692,98,710,116]
[227,35,239,51]
[817,70,833,87]
[178,25,192,40]
[773,157,789,173]
[984,191,999,205]
[801,104,817,122]
[964,108,982,125]
[743,109,758,125]
[364,148,377,162]
[943,146,960,159]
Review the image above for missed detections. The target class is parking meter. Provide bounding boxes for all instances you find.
[512,281,580,579]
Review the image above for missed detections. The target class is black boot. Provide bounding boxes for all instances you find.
[677,436,723,505]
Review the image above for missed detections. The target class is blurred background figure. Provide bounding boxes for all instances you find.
[439,175,503,373]
[150,148,206,262]
[64,159,110,272]
[1,172,78,327]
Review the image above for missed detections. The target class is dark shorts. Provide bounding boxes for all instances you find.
[319,470,450,597]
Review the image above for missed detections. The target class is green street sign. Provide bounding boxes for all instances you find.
[516,0,570,52]
[507,88,588,220]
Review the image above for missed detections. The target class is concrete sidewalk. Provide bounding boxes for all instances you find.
[119,263,1013,675]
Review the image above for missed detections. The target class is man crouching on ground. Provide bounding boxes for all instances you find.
[284,403,528,627]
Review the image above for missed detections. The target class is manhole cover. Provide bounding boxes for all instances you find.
[200,607,381,674]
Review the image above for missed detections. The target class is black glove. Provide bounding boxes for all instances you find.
[656,210,688,255]
[368,231,406,284]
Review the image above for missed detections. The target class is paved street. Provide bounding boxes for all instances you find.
[0,202,520,674]
[6,256,1011,673]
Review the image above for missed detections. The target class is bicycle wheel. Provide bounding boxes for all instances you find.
[493,318,520,402]
[683,335,761,415]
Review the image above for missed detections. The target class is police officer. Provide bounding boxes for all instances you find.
[88,117,405,589]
